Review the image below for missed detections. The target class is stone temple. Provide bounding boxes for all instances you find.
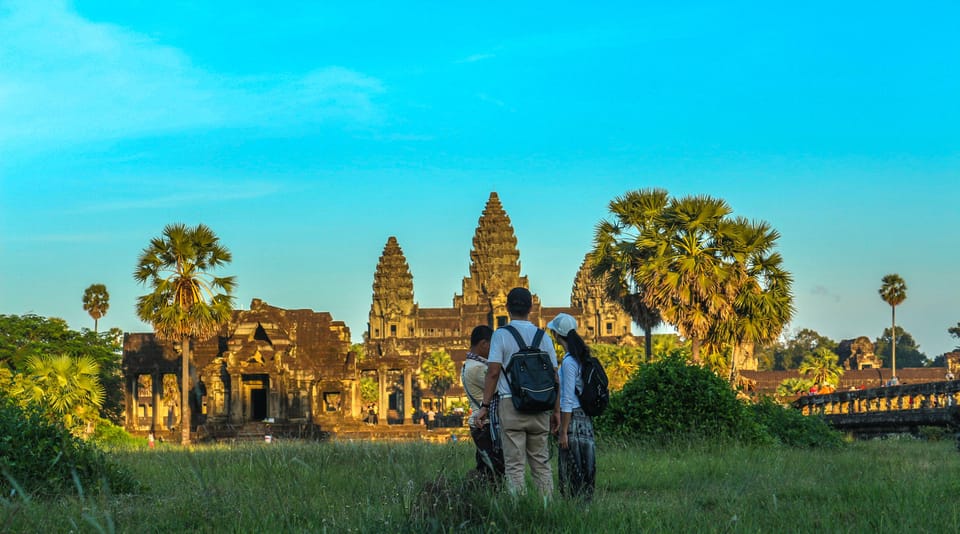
[121,192,632,436]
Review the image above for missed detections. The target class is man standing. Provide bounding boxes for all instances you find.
[477,287,559,495]
[461,325,504,482]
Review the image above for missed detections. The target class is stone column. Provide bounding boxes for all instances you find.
[378,366,388,426]
[403,368,413,424]
[124,374,137,431]
[151,370,162,431]
[231,373,243,423]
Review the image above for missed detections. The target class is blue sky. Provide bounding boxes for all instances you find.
[1,1,958,357]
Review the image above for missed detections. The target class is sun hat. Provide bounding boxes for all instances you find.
[547,313,577,337]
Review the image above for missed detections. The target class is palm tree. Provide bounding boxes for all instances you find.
[82,283,110,333]
[776,377,814,398]
[12,354,105,432]
[709,217,794,380]
[420,350,456,412]
[591,188,668,361]
[637,194,739,362]
[134,223,235,445]
[879,274,907,380]
[798,347,843,388]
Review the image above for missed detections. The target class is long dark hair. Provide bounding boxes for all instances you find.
[559,329,591,365]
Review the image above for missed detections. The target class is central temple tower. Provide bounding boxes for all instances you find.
[453,192,538,327]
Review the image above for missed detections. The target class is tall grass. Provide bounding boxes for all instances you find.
[3,437,959,532]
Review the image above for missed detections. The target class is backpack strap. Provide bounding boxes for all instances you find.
[502,325,546,352]
[502,324,527,349]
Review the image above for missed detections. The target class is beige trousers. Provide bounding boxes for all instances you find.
[498,398,553,495]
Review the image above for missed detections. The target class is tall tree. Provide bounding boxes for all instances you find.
[591,188,669,361]
[949,322,960,351]
[878,274,907,379]
[420,350,456,412]
[134,223,235,445]
[82,284,110,333]
[637,194,741,362]
[875,326,928,368]
[709,217,794,379]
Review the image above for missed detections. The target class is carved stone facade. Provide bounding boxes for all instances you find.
[836,336,882,370]
[122,299,355,433]
[569,253,634,343]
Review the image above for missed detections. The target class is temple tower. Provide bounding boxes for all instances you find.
[571,254,633,342]
[454,192,534,327]
[368,236,417,340]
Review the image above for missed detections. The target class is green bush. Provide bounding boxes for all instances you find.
[90,420,149,451]
[747,396,844,448]
[0,393,139,497]
[595,356,762,443]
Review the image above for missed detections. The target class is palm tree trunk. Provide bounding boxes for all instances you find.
[891,306,897,380]
[692,338,701,363]
[181,337,191,445]
[94,318,98,334]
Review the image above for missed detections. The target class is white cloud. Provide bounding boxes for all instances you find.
[0,1,384,147]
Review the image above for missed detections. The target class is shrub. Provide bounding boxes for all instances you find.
[595,356,761,443]
[90,420,148,451]
[747,396,844,448]
[0,392,139,497]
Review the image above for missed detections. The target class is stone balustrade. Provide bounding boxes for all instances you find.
[793,380,960,416]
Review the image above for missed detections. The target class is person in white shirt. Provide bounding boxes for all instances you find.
[477,287,559,495]
[548,312,596,501]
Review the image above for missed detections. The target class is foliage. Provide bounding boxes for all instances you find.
[591,188,669,360]
[594,190,793,364]
[134,222,235,444]
[748,396,844,448]
[89,420,148,450]
[763,328,838,371]
[81,283,110,333]
[949,322,960,351]
[590,343,643,390]
[595,356,760,443]
[879,273,908,374]
[350,343,366,362]
[0,391,138,498]
[798,347,844,387]
[776,377,814,397]
[420,350,456,410]
[359,376,378,404]
[874,326,929,368]
[9,439,960,532]
[0,314,123,424]
[5,354,105,433]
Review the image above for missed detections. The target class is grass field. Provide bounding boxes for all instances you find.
[3,436,959,533]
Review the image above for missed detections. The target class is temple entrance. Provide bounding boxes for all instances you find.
[243,374,269,421]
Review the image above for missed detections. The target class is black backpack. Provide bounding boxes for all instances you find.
[576,355,609,417]
[502,326,558,413]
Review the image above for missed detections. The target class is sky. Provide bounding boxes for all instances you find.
[1,1,959,357]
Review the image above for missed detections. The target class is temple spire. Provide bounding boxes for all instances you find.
[369,236,416,339]
[460,192,528,305]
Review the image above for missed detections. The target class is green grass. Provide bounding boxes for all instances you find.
[3,437,960,533]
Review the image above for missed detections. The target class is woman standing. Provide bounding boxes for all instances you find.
[547,312,596,501]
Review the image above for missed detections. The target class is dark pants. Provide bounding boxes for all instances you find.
[558,409,596,501]
[470,422,504,481]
